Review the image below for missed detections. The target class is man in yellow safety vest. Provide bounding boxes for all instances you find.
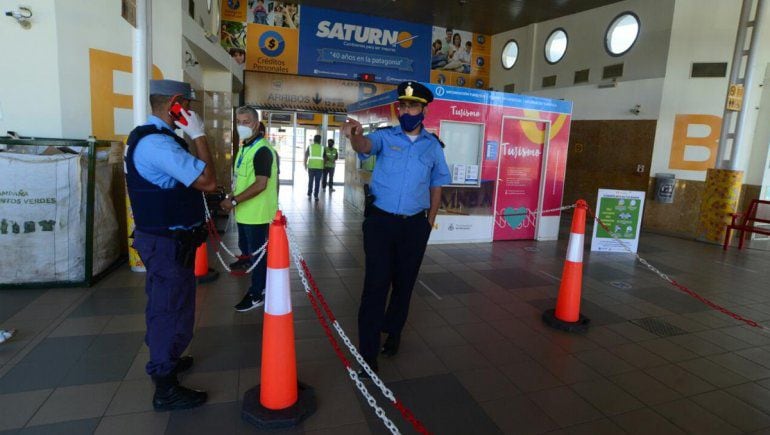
[304,134,324,201]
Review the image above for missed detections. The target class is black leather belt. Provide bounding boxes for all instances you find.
[370,206,426,219]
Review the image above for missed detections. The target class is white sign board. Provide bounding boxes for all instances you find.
[590,189,645,253]
[429,215,494,244]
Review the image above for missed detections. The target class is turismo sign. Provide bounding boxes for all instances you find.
[297,6,430,84]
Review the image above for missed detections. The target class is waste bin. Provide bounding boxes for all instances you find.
[654,173,675,203]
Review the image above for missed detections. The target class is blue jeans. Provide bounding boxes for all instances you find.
[307,169,323,198]
[237,222,268,297]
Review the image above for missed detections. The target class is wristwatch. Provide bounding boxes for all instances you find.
[226,193,238,207]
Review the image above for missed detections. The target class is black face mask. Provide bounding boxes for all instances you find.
[398,112,424,132]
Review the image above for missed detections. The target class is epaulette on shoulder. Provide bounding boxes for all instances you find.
[430,132,446,148]
[375,125,394,131]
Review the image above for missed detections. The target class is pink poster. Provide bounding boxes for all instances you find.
[493,117,546,240]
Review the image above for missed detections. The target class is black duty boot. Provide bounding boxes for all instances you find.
[381,335,400,357]
[172,355,194,375]
[152,375,207,411]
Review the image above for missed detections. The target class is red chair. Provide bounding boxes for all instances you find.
[723,199,770,250]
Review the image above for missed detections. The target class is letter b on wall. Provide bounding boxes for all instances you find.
[669,114,721,171]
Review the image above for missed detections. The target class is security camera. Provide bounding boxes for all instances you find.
[5,6,32,29]
[629,104,641,115]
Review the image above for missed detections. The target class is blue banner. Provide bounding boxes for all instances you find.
[298,6,431,84]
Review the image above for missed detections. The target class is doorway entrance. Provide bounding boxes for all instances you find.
[263,111,347,188]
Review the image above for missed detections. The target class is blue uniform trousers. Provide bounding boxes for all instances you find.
[133,231,196,377]
[237,222,269,297]
[358,210,432,363]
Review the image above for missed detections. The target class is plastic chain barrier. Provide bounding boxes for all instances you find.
[586,205,767,333]
[495,204,576,231]
[284,225,432,435]
[201,193,267,273]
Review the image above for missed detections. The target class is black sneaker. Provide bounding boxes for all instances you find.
[153,384,207,411]
[234,293,265,312]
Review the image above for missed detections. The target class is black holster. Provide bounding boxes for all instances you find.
[363,183,376,217]
[174,226,209,268]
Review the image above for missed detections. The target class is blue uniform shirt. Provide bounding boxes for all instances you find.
[133,115,206,188]
[358,126,451,215]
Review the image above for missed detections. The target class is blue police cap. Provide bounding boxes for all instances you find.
[149,79,197,101]
[397,81,433,104]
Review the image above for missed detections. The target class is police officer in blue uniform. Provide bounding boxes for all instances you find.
[125,79,217,410]
[343,81,451,375]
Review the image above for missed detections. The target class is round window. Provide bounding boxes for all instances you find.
[606,13,640,56]
[501,40,518,69]
[544,29,568,64]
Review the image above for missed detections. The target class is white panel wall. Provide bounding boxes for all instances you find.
[0,0,63,137]
[650,0,770,183]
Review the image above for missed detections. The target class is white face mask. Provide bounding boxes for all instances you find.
[237,125,254,140]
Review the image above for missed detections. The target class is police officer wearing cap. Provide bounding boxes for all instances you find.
[342,81,450,375]
[125,79,216,410]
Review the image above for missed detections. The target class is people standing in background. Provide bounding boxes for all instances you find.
[322,138,338,192]
[305,134,324,201]
[221,106,279,313]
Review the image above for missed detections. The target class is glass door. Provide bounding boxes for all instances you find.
[266,112,297,185]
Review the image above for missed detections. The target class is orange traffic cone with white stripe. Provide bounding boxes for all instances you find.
[242,211,316,429]
[542,200,590,332]
[194,242,219,284]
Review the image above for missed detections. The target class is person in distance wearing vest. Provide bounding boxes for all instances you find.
[305,134,324,200]
[220,106,279,312]
[342,81,451,378]
[322,138,338,192]
[125,79,217,410]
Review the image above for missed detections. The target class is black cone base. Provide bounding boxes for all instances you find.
[242,382,316,430]
[197,268,219,284]
[542,308,590,332]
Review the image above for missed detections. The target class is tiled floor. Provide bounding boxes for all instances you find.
[2,185,770,434]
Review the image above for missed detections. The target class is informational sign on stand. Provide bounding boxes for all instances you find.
[590,189,645,253]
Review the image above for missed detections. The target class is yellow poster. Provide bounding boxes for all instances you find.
[221,0,247,22]
[245,23,298,74]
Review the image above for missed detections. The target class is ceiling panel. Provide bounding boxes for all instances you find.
[295,0,623,34]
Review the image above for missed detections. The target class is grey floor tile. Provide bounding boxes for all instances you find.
[708,352,770,380]
[548,418,624,435]
[361,374,501,435]
[14,418,100,435]
[691,390,770,432]
[539,355,603,384]
[58,353,134,387]
[638,338,699,363]
[571,378,645,416]
[609,371,682,406]
[47,316,111,338]
[181,370,239,405]
[608,343,668,369]
[726,382,770,415]
[644,364,715,396]
[454,367,520,402]
[432,344,491,371]
[677,358,749,388]
[528,385,603,427]
[667,333,727,356]
[0,361,73,394]
[481,393,558,434]
[653,398,742,435]
[499,360,563,392]
[104,379,154,416]
[393,349,449,380]
[611,408,686,435]
[417,325,466,348]
[94,411,169,435]
[0,389,52,431]
[27,382,120,426]
[574,348,635,376]
[167,401,294,435]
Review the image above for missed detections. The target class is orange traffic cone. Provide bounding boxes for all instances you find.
[194,242,219,284]
[542,200,590,332]
[242,211,316,429]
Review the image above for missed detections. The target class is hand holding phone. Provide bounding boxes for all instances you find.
[169,102,188,126]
